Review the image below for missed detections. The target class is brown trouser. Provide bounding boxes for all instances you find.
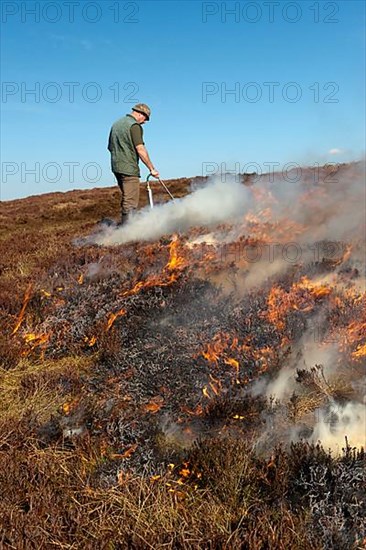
[114,173,140,215]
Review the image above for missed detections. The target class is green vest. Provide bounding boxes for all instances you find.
[108,115,140,176]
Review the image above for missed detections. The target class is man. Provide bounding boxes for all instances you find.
[108,103,159,225]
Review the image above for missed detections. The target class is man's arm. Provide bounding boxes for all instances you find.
[135,144,159,178]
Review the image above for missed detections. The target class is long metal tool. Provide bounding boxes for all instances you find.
[158,177,175,201]
[146,174,154,208]
[146,174,175,209]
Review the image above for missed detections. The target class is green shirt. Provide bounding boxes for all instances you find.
[131,123,144,147]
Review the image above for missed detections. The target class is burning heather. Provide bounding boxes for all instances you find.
[1,162,365,548]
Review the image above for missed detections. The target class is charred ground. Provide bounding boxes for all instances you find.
[0,165,365,549]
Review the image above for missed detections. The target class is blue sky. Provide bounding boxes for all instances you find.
[1,0,365,200]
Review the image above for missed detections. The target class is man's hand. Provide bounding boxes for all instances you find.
[150,168,160,178]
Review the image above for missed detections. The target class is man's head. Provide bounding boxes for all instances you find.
[131,103,151,124]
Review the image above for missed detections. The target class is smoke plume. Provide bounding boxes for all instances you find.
[93,177,252,246]
[89,163,365,265]
[309,401,366,451]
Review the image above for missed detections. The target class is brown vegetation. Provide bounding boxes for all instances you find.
[1,173,365,549]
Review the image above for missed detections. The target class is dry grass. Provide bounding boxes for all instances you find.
[0,356,92,423]
[1,436,325,549]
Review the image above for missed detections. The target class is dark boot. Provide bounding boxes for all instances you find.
[117,212,130,227]
[98,217,116,228]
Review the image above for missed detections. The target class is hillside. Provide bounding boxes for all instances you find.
[1,165,365,549]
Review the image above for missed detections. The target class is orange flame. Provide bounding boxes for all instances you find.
[266,278,333,330]
[115,237,187,302]
[166,235,186,271]
[112,443,138,459]
[346,321,366,343]
[296,276,332,298]
[254,346,275,373]
[201,333,231,364]
[143,397,164,413]
[12,283,33,335]
[84,335,97,347]
[179,462,191,478]
[22,332,50,356]
[340,320,366,358]
[62,398,79,416]
[180,404,203,416]
[224,357,240,381]
[266,286,288,330]
[120,272,179,299]
[352,343,366,359]
[106,307,127,331]
[209,379,221,396]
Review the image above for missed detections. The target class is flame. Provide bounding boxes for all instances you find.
[346,321,366,344]
[150,475,161,482]
[266,286,288,330]
[118,237,186,301]
[120,271,179,299]
[202,333,230,364]
[243,199,306,242]
[224,357,240,381]
[339,318,366,358]
[202,333,231,359]
[62,403,71,415]
[201,332,255,381]
[352,343,366,359]
[84,335,97,347]
[106,307,127,331]
[254,346,275,373]
[200,329,280,380]
[209,373,221,395]
[334,243,353,265]
[266,278,333,330]
[296,276,332,298]
[180,404,203,416]
[202,374,222,399]
[179,466,191,478]
[143,397,164,413]
[24,333,46,343]
[22,332,50,356]
[62,398,79,416]
[166,235,186,271]
[12,283,33,335]
[101,235,192,341]
[224,357,239,370]
[113,443,138,459]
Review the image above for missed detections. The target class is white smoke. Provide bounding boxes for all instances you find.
[260,161,366,243]
[86,162,365,261]
[251,334,340,402]
[251,329,366,453]
[91,176,252,246]
[309,401,366,451]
